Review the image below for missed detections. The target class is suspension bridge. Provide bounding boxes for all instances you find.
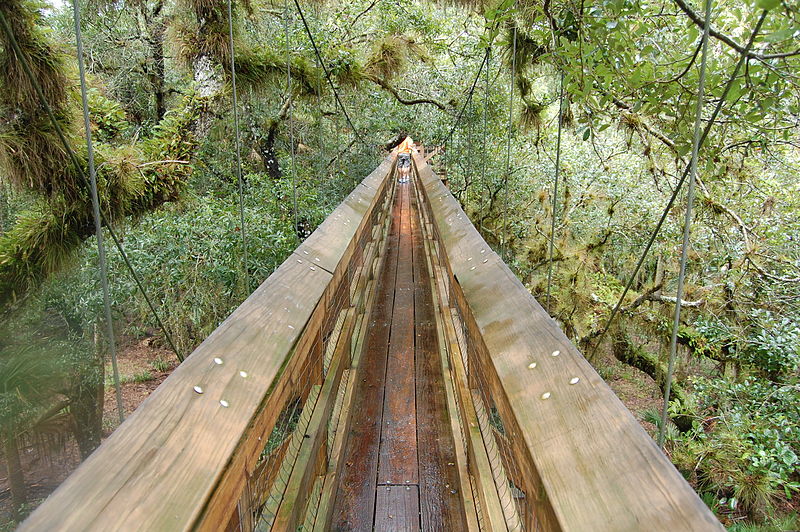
[2,0,741,527]
[17,149,722,531]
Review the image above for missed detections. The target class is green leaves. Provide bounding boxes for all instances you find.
[764,27,798,42]
[755,0,780,10]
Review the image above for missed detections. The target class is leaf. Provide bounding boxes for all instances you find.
[764,27,796,42]
[756,0,780,10]
[606,20,618,30]
[582,127,591,141]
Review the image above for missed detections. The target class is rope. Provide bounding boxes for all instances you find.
[292,0,368,148]
[501,26,517,261]
[545,71,565,313]
[590,10,768,358]
[285,0,298,238]
[72,0,124,423]
[658,0,712,448]
[226,0,249,291]
[0,10,184,362]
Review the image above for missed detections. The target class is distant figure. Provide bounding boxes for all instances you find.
[397,136,415,184]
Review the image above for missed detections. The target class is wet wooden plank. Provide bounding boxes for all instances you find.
[374,485,420,532]
[410,188,468,530]
[330,184,400,531]
[378,182,418,485]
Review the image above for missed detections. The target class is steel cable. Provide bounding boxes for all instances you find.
[590,10,769,358]
[658,0,712,448]
[545,71,565,313]
[501,27,517,261]
[72,0,124,422]
[226,0,249,291]
[0,10,184,362]
[292,0,369,149]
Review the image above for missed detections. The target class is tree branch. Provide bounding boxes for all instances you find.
[672,0,800,60]
[366,75,448,111]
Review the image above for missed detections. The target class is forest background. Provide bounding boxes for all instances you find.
[0,0,798,529]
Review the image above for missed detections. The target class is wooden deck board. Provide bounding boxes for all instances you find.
[332,179,469,531]
[378,183,418,485]
[330,184,401,531]
[374,486,420,532]
[410,187,468,531]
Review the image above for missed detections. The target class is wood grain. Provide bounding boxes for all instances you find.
[410,185,468,531]
[374,485,420,532]
[330,182,400,531]
[378,182,419,485]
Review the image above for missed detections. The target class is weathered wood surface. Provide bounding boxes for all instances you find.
[19,155,394,532]
[410,184,468,531]
[378,182,418,485]
[413,152,723,531]
[374,485,420,532]
[330,181,401,531]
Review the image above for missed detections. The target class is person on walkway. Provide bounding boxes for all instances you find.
[397,136,415,183]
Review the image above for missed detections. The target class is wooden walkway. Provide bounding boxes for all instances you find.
[330,179,468,531]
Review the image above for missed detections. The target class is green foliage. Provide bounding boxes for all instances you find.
[742,312,800,379]
[234,46,321,95]
[87,88,129,141]
[671,378,800,518]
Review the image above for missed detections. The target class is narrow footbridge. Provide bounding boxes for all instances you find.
[21,153,722,531]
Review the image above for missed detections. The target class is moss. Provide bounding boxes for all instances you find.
[0,0,77,198]
[234,46,321,96]
[0,94,202,307]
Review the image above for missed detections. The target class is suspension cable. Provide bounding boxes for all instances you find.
[479,46,490,233]
[545,70,565,313]
[292,0,368,148]
[285,0,298,238]
[658,0,712,448]
[501,26,517,261]
[72,0,124,423]
[0,10,184,362]
[590,9,768,358]
[438,47,490,147]
[226,0,249,291]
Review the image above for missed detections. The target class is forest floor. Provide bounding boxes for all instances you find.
[0,338,663,529]
[596,351,664,436]
[0,334,176,529]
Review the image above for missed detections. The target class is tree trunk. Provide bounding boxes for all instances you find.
[612,332,692,431]
[3,434,26,520]
[70,325,104,459]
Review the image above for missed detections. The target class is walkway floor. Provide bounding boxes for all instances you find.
[330,179,468,531]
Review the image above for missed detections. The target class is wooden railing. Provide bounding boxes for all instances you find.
[20,156,396,531]
[22,150,723,531]
[411,151,723,531]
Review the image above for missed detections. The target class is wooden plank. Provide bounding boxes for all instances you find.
[374,485,420,532]
[20,257,330,532]
[413,152,723,532]
[316,245,389,532]
[436,267,509,532]
[409,185,468,530]
[378,182,418,485]
[330,184,401,531]
[257,385,322,530]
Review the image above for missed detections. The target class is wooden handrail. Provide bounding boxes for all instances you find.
[20,156,395,531]
[412,152,723,531]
